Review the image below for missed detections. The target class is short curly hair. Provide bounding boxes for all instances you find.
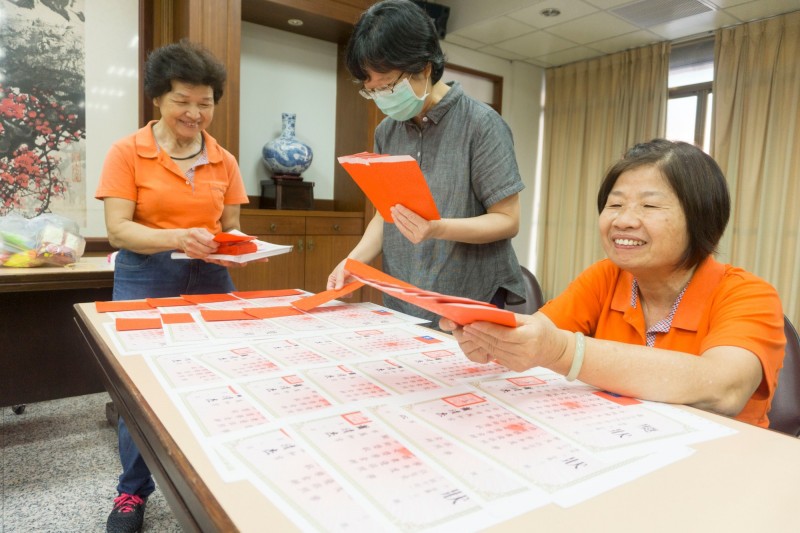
[143,39,227,103]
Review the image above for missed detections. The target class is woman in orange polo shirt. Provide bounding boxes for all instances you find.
[441,139,785,429]
[95,41,249,533]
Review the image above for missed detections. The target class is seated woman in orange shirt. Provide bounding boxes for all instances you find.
[441,139,785,428]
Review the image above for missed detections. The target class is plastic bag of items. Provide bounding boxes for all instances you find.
[0,213,86,267]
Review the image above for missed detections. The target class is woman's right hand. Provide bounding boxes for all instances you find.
[440,313,570,373]
[327,258,354,291]
[178,227,219,259]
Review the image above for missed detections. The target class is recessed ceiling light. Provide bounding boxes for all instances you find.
[540,8,561,17]
[287,18,303,26]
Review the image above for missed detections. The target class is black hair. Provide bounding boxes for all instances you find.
[596,139,731,269]
[345,0,446,83]
[143,39,227,103]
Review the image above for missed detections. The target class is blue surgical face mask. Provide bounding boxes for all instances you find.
[372,76,430,121]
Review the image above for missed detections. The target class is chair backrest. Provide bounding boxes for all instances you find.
[506,266,545,315]
[768,315,800,437]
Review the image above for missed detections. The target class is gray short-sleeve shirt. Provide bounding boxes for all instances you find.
[375,81,525,322]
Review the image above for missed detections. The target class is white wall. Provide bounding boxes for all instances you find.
[240,22,338,198]
[238,24,544,267]
[83,0,139,237]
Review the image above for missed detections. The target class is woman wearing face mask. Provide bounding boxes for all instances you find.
[328,0,526,324]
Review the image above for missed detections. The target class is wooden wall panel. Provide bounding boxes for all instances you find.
[140,0,242,158]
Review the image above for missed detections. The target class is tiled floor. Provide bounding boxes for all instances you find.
[1,393,181,532]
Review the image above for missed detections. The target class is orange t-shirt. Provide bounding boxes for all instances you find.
[540,257,786,428]
[95,121,248,233]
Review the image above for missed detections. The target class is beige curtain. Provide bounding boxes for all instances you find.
[538,43,669,299]
[713,11,800,327]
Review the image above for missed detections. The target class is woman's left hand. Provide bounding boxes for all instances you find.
[391,204,439,244]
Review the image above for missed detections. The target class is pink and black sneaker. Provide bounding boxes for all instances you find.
[106,493,147,533]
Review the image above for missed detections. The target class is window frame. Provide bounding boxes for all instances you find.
[668,81,712,148]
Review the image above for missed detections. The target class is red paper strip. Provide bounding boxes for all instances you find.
[200,309,258,322]
[232,289,303,299]
[593,391,641,406]
[181,293,238,304]
[291,281,365,311]
[146,297,191,307]
[96,300,153,313]
[244,306,303,319]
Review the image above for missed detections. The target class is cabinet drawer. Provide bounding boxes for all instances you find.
[240,215,305,235]
[306,217,363,235]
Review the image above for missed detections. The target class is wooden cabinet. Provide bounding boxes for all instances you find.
[228,209,364,297]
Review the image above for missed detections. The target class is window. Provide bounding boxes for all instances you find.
[666,39,714,151]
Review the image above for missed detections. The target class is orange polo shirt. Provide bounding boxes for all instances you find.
[95,121,248,233]
[540,257,785,428]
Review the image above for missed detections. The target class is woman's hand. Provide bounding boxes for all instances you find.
[391,204,440,244]
[327,258,355,292]
[179,228,219,259]
[440,313,570,372]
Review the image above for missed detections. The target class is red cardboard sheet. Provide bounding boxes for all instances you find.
[344,259,518,327]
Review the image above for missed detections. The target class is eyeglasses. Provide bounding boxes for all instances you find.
[358,72,407,100]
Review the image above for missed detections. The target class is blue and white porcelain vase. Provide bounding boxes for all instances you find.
[261,113,313,177]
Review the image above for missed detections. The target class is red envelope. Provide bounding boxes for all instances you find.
[345,259,517,327]
[160,313,195,324]
[213,232,257,243]
[216,241,258,255]
[115,317,162,331]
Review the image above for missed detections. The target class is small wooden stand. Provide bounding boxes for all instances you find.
[260,176,315,210]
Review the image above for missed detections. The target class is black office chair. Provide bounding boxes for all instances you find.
[768,315,800,437]
[505,266,545,315]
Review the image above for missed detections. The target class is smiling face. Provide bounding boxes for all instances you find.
[599,164,689,280]
[153,80,214,142]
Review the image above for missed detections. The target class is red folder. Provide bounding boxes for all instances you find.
[337,152,440,223]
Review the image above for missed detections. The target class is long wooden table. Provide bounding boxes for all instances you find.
[74,302,800,533]
[0,257,113,408]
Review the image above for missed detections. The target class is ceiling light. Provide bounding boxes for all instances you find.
[287,18,303,26]
[540,8,561,17]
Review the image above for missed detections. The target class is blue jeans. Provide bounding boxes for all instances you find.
[113,250,234,496]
